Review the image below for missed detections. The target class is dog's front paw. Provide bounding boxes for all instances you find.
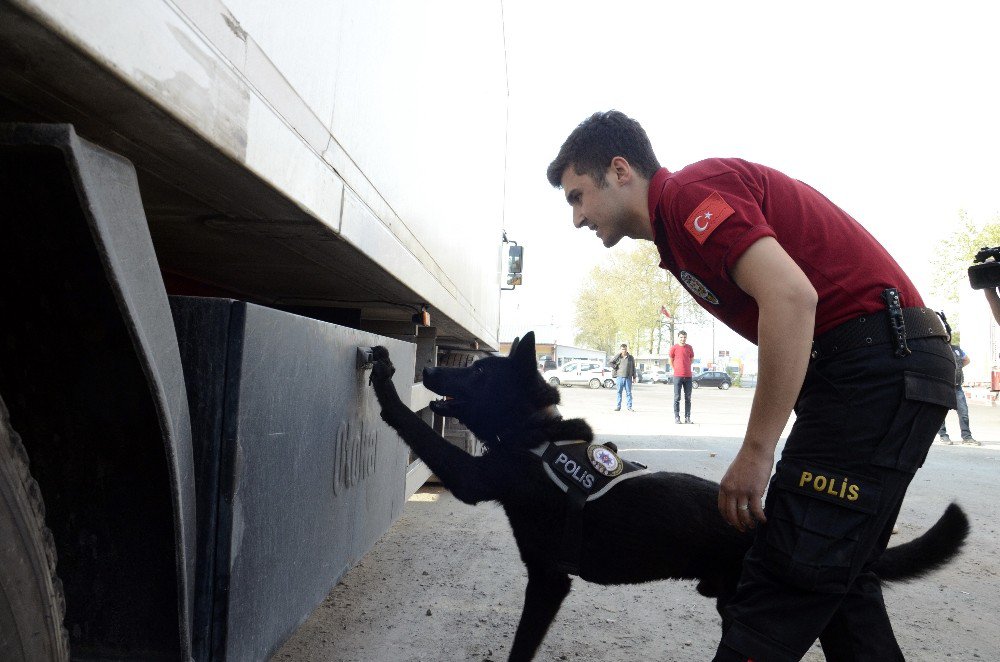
[369,346,396,386]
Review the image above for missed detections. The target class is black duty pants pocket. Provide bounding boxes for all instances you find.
[760,459,880,593]
[871,371,954,473]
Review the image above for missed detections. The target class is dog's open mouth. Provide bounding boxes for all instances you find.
[429,398,463,417]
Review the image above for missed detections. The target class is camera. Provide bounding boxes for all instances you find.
[968,246,1000,290]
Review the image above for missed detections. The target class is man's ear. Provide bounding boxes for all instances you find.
[511,331,537,375]
[610,156,633,185]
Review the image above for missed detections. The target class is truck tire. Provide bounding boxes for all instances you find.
[0,396,69,661]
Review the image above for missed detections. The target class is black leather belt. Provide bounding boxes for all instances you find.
[811,307,948,359]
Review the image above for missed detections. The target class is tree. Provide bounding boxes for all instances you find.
[573,243,705,355]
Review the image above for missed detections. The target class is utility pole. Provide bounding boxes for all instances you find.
[711,318,716,370]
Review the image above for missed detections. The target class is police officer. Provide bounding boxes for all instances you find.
[547,110,955,661]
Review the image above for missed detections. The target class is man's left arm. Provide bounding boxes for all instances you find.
[719,237,817,532]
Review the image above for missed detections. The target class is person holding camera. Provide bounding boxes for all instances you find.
[985,288,1000,326]
[969,247,1000,325]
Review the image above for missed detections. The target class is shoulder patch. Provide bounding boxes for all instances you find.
[679,271,721,305]
[684,191,735,244]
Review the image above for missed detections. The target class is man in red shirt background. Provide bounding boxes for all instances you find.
[668,331,694,424]
[547,110,955,661]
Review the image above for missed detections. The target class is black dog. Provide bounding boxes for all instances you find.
[368,332,968,661]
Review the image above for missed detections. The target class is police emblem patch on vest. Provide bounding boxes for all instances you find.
[587,444,623,477]
[533,440,648,501]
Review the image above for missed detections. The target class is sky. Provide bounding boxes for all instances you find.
[495,1,1000,368]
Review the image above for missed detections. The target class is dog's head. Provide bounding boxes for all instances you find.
[423,331,560,445]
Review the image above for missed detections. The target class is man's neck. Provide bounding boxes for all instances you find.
[629,179,655,241]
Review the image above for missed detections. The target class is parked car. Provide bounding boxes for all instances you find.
[543,361,613,389]
[537,357,557,372]
[638,369,669,384]
[692,370,733,389]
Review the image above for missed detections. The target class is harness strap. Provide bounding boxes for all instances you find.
[557,489,587,575]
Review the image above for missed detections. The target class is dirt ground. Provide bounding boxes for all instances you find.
[273,386,1000,661]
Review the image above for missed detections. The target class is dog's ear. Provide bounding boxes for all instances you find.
[509,335,520,356]
[511,331,536,376]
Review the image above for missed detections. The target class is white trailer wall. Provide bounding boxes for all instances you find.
[224,0,508,343]
[10,0,508,346]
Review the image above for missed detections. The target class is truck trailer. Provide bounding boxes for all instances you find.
[0,1,510,659]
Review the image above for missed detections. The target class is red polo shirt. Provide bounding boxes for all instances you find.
[648,160,922,344]
[669,343,694,377]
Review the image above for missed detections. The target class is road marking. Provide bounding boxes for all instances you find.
[619,448,712,453]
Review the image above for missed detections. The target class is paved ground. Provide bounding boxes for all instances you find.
[273,383,1000,661]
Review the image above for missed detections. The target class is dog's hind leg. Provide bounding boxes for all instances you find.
[369,346,498,504]
[507,564,571,662]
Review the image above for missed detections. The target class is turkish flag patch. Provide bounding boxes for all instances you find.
[684,191,735,245]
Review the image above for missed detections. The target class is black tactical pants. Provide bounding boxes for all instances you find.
[714,336,956,662]
[674,376,693,419]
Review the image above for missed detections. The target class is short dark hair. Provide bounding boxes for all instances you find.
[620,343,628,349]
[546,110,660,188]
[679,331,687,336]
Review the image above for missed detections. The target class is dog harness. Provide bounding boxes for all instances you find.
[530,440,648,575]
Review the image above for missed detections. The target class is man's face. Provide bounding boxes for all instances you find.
[678,335,687,345]
[620,346,628,355]
[560,165,631,248]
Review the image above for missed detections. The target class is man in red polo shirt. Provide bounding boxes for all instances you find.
[547,110,955,661]
[668,330,694,424]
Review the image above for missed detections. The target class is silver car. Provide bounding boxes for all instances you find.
[542,361,614,389]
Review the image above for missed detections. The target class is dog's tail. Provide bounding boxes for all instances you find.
[873,502,969,582]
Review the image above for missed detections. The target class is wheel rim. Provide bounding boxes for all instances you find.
[721,382,730,390]
[548,377,559,386]
[589,378,601,389]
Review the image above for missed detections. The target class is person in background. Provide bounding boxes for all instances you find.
[669,331,695,424]
[938,343,980,446]
[610,343,636,412]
